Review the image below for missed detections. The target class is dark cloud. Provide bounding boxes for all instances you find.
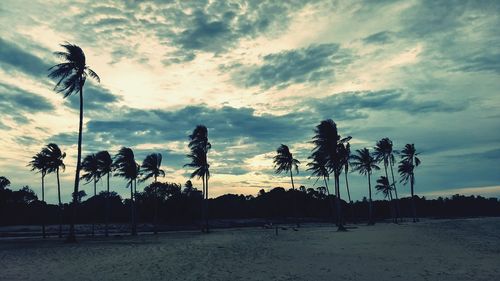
[64,84,121,112]
[0,38,50,78]
[454,53,500,74]
[0,83,54,125]
[362,31,394,45]
[306,90,467,120]
[232,43,352,89]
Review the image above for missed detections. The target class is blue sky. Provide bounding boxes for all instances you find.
[0,0,499,203]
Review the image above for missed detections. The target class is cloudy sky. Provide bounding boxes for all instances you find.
[1,0,499,203]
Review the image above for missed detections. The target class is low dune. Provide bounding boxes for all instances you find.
[1,217,499,281]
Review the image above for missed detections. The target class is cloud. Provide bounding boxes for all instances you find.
[232,43,352,89]
[362,31,394,45]
[64,84,121,112]
[0,83,54,125]
[0,37,50,78]
[306,90,467,120]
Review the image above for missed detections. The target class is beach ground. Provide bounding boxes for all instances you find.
[1,217,499,281]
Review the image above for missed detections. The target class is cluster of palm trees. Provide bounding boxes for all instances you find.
[273,120,421,230]
[29,144,168,237]
[25,42,420,240]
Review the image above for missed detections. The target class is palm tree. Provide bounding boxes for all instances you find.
[41,143,66,238]
[273,144,300,189]
[96,151,113,237]
[273,144,300,226]
[0,176,10,190]
[28,152,49,238]
[113,147,138,235]
[310,119,350,231]
[81,153,100,236]
[140,153,165,234]
[307,152,334,218]
[375,176,396,212]
[351,148,379,225]
[339,142,355,222]
[184,125,211,233]
[399,144,421,223]
[374,138,399,223]
[48,43,100,242]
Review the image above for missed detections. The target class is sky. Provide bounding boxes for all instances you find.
[0,0,499,204]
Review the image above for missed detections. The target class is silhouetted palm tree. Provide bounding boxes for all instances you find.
[374,138,398,223]
[81,153,100,236]
[41,143,66,238]
[140,153,165,234]
[48,43,100,242]
[96,151,113,237]
[0,176,10,190]
[399,144,421,223]
[351,148,379,225]
[339,142,356,222]
[113,147,138,235]
[310,119,350,231]
[29,152,49,238]
[184,125,211,233]
[273,144,300,226]
[375,176,394,200]
[307,152,335,218]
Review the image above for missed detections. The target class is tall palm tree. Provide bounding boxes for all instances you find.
[41,143,66,238]
[339,142,356,222]
[399,144,421,223]
[81,153,100,236]
[96,151,113,237]
[113,147,138,235]
[273,144,300,226]
[310,119,350,231]
[184,125,211,233]
[351,148,379,225]
[48,43,100,242]
[0,176,11,190]
[140,153,165,234]
[29,152,49,238]
[374,138,398,223]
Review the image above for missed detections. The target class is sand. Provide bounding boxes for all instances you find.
[1,217,499,281]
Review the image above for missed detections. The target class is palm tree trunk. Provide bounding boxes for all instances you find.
[205,175,209,232]
[411,175,417,223]
[201,175,206,232]
[153,175,158,235]
[57,168,62,238]
[105,173,110,237]
[92,176,96,237]
[344,169,354,223]
[323,177,335,222]
[290,170,299,228]
[67,83,84,243]
[368,172,374,225]
[130,181,137,235]
[384,163,396,223]
[335,174,346,231]
[41,174,46,239]
[389,159,401,222]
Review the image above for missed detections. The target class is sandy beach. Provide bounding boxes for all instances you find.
[1,217,499,281]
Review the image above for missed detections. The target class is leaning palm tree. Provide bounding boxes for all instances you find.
[0,176,10,190]
[184,125,211,233]
[41,143,66,238]
[351,148,379,225]
[81,153,100,236]
[113,147,138,235]
[140,153,165,234]
[399,144,421,223]
[28,152,49,238]
[374,138,399,222]
[311,119,350,231]
[273,144,300,226]
[96,151,113,237]
[48,43,100,242]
